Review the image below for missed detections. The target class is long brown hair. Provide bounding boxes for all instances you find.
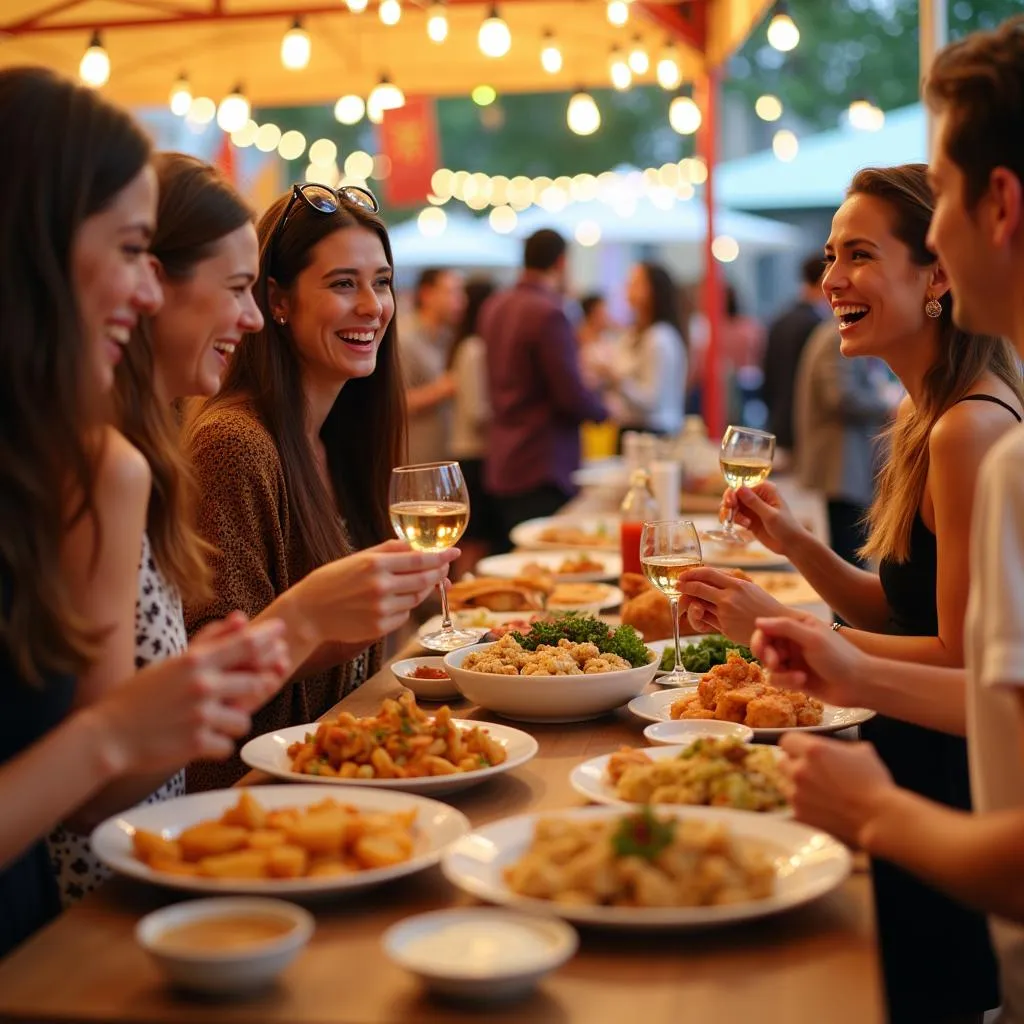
[854,164,1023,563]
[0,67,151,684]
[114,152,253,602]
[186,190,405,565]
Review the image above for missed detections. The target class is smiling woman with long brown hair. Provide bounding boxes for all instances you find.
[182,183,457,791]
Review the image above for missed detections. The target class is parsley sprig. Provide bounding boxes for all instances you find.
[611,807,676,860]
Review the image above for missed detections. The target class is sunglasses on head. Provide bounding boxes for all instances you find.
[268,182,379,268]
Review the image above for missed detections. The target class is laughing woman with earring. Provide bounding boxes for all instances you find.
[182,182,456,791]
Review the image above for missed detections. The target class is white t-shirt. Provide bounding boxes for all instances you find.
[606,322,687,434]
[449,335,490,460]
[965,423,1024,1023]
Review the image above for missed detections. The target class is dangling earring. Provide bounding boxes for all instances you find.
[925,297,942,319]
[276,316,287,326]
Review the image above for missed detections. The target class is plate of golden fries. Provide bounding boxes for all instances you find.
[91,786,470,896]
[240,693,538,796]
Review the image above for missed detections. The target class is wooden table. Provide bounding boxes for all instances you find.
[0,651,883,1024]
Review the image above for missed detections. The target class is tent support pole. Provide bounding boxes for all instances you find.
[696,66,724,438]
[920,0,947,153]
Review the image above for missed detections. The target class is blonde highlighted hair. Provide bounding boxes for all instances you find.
[853,164,1023,564]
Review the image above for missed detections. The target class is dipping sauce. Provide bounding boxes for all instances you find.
[152,914,295,954]
[399,919,553,974]
[411,666,450,681]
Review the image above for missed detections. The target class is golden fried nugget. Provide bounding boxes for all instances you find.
[715,685,767,723]
[745,694,798,729]
[198,849,270,879]
[246,829,289,850]
[178,823,250,861]
[133,830,182,865]
[267,844,309,879]
[284,808,353,856]
[220,790,268,830]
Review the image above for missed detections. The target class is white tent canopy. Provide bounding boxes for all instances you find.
[716,104,928,212]
[510,194,801,250]
[388,211,521,273]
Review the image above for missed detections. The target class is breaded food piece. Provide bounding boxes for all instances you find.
[620,572,654,600]
[715,685,767,723]
[621,588,678,642]
[745,694,798,729]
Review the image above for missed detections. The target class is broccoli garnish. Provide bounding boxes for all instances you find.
[511,613,651,668]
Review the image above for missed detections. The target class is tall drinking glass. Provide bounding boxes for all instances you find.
[640,520,703,688]
[388,462,482,652]
[703,426,776,546]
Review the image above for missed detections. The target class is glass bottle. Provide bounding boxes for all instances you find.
[620,469,658,576]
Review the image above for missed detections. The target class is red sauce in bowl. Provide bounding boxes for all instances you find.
[412,666,450,680]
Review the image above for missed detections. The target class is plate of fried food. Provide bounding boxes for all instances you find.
[442,805,850,930]
[700,539,791,570]
[510,516,620,552]
[569,739,791,815]
[475,550,622,584]
[240,692,538,795]
[628,652,875,739]
[91,786,470,897]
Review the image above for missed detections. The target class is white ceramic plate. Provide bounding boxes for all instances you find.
[627,688,875,740]
[743,571,822,607]
[92,785,470,897]
[442,805,851,930]
[391,657,461,701]
[569,744,790,815]
[510,516,620,552]
[240,720,538,795]
[475,550,622,583]
[643,720,754,745]
[444,642,658,724]
[417,611,547,641]
[700,540,791,570]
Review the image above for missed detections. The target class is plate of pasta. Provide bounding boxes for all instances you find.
[569,740,791,815]
[91,786,470,897]
[240,693,538,795]
[441,805,850,930]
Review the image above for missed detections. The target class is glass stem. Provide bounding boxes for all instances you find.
[669,596,683,677]
[723,506,736,534]
[438,580,453,631]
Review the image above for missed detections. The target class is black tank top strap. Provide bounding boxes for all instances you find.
[954,393,1023,423]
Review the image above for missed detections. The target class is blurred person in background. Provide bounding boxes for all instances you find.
[399,267,466,464]
[600,262,687,439]
[762,254,829,469]
[482,229,606,540]
[576,291,619,388]
[449,277,502,576]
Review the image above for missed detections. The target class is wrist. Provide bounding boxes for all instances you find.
[278,580,325,654]
[857,783,917,857]
[75,704,132,783]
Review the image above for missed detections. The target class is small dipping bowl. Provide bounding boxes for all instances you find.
[383,908,577,1002]
[136,897,314,996]
[643,719,754,746]
[391,656,461,701]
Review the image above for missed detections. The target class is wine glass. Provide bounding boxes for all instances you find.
[703,426,776,546]
[389,461,484,652]
[640,520,704,688]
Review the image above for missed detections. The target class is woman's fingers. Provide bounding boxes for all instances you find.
[192,619,288,672]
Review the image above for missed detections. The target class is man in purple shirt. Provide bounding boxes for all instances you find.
[481,229,607,541]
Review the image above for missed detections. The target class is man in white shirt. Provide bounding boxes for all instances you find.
[739,15,1024,1023]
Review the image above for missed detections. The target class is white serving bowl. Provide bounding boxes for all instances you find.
[444,641,658,723]
[643,719,754,746]
[136,897,313,996]
[383,908,577,1002]
[391,656,460,701]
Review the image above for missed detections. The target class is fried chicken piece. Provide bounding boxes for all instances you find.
[782,690,825,726]
[621,588,678,641]
[670,693,708,720]
[620,572,653,600]
[715,685,767,723]
[745,694,798,729]
[607,746,653,783]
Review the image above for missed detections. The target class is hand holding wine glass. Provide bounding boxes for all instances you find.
[705,426,776,546]
[389,461,482,652]
[640,520,703,688]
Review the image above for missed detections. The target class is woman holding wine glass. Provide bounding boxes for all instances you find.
[703,425,776,545]
[182,182,457,790]
[683,164,1023,1024]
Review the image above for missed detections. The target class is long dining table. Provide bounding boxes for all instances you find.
[0,632,884,1024]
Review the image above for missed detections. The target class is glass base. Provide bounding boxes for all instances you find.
[662,668,703,689]
[702,525,752,546]
[419,626,488,652]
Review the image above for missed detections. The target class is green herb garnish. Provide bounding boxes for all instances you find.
[660,635,758,673]
[611,807,676,860]
[510,613,651,668]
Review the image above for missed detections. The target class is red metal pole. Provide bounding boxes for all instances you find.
[696,67,724,439]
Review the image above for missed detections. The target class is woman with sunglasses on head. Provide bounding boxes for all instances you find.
[182,182,455,791]
[0,67,291,956]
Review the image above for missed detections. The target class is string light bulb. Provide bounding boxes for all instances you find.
[607,0,629,26]
[669,94,702,134]
[334,94,366,124]
[567,90,601,136]
[541,30,562,73]
[216,84,250,133]
[281,20,311,70]
[755,94,783,121]
[427,1,448,42]
[848,97,885,131]
[369,74,405,111]
[656,41,681,89]
[478,5,511,58]
[767,2,799,52]
[379,0,402,25]
[628,36,649,75]
[79,31,110,87]
[169,73,191,116]
[346,0,368,11]
[609,47,632,91]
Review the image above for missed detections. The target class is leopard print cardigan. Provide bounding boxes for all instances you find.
[183,402,382,792]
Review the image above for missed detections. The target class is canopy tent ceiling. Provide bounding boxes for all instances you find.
[0,0,771,108]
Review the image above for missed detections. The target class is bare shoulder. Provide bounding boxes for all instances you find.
[930,394,1022,467]
[93,427,151,499]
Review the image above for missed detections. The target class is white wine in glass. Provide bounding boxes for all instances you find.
[704,426,776,546]
[640,520,703,687]
[388,462,482,652]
